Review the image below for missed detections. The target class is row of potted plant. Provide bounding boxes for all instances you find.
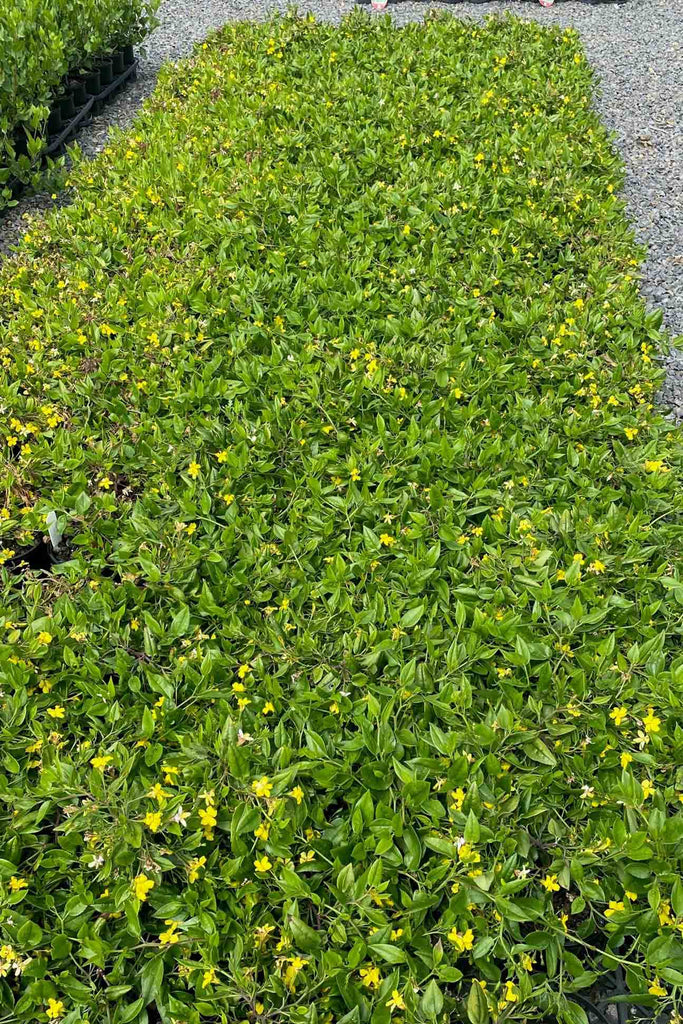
[0,0,159,207]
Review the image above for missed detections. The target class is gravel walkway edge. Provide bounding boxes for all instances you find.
[2,0,682,414]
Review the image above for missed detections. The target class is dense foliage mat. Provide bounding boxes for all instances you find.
[1,11,683,1024]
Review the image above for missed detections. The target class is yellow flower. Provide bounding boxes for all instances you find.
[252,776,273,798]
[360,966,381,989]
[504,981,519,1003]
[605,901,625,918]
[457,843,480,864]
[99,476,113,489]
[649,979,666,997]
[148,782,168,803]
[262,701,275,715]
[450,788,465,811]
[132,874,154,901]
[402,224,411,236]
[620,751,633,769]
[159,919,180,944]
[188,461,200,478]
[644,460,668,473]
[47,706,65,719]
[202,967,218,988]
[199,806,217,834]
[255,855,272,873]
[658,902,672,927]
[624,427,638,440]
[642,708,661,734]
[37,631,53,644]
[254,923,276,948]
[386,989,406,1011]
[187,856,206,883]
[289,786,304,805]
[237,662,251,678]
[284,955,306,991]
[379,533,395,547]
[144,811,162,832]
[610,707,628,727]
[625,890,637,901]
[162,764,180,784]
[215,450,229,462]
[46,998,65,1020]
[448,928,474,952]
[254,822,270,841]
[541,874,560,892]
[90,755,112,770]
[9,876,27,892]
[642,779,655,800]
[589,560,606,574]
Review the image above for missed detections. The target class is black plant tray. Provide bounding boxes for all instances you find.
[4,54,138,207]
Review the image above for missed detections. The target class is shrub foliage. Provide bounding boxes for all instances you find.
[1,11,682,1024]
[0,0,160,204]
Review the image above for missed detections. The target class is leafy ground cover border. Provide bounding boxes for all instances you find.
[1,10,683,1024]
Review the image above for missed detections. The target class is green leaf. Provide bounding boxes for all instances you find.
[140,957,163,1005]
[465,809,480,844]
[117,999,145,1023]
[400,605,425,629]
[368,943,406,964]
[288,915,322,951]
[523,738,557,767]
[421,980,444,1018]
[168,604,191,637]
[672,878,683,917]
[561,1002,589,1024]
[467,980,490,1024]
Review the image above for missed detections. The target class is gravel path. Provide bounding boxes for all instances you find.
[2,0,682,412]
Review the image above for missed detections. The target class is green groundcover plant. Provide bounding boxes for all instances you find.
[0,0,160,206]
[1,10,683,1024]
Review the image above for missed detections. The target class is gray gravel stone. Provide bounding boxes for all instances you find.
[2,0,682,412]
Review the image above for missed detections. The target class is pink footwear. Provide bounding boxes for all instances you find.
[371,0,388,10]
[539,0,555,6]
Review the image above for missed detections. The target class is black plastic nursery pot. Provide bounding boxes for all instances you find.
[98,58,114,87]
[85,68,101,96]
[59,92,76,120]
[123,44,135,66]
[11,129,28,157]
[46,107,62,135]
[112,49,126,75]
[5,536,63,574]
[69,79,88,106]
